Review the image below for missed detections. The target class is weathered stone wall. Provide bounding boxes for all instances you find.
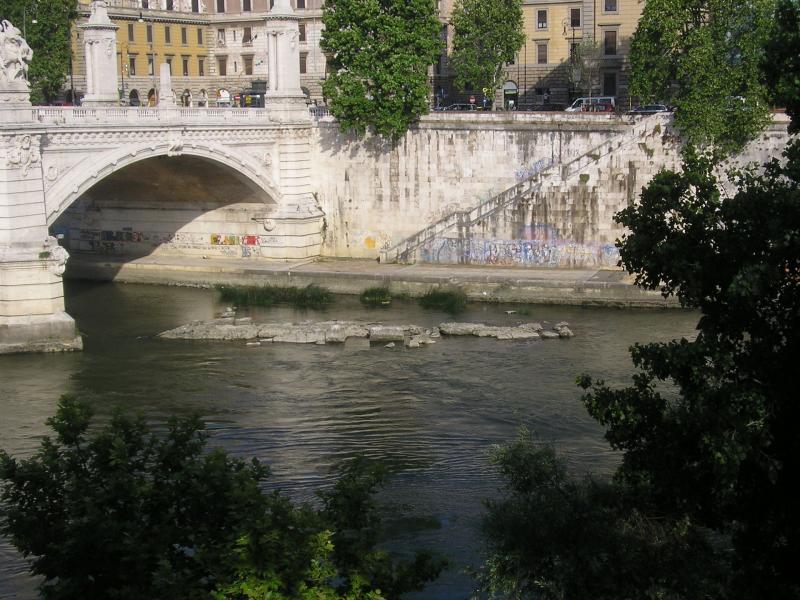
[312,112,632,258]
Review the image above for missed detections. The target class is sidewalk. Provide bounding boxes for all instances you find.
[64,254,678,308]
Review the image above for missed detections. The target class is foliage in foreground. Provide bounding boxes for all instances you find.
[763,0,800,132]
[1,0,77,104]
[218,284,333,309]
[479,137,800,598]
[418,287,468,313]
[480,432,728,600]
[359,287,392,306]
[320,0,442,140]
[629,0,775,154]
[0,397,446,600]
[449,0,525,101]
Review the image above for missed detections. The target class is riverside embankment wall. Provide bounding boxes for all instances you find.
[312,112,634,260]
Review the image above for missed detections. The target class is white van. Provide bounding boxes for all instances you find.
[564,96,616,112]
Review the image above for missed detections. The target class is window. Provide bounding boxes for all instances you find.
[217,28,225,46]
[217,56,227,76]
[147,54,154,76]
[299,23,306,42]
[604,30,617,55]
[166,0,174,9]
[603,72,617,96]
[182,57,189,76]
[129,55,137,76]
[216,0,225,12]
[270,0,274,8]
[604,0,617,12]
[296,0,305,7]
[146,24,153,43]
[164,26,171,44]
[165,56,173,73]
[244,55,253,75]
[141,0,148,7]
[198,57,205,76]
[127,23,134,42]
[299,52,307,74]
[192,0,199,11]
[537,10,547,29]
[197,28,203,44]
[243,0,251,10]
[232,30,237,41]
[537,42,548,64]
[570,8,580,27]
[181,27,187,45]
[243,27,252,45]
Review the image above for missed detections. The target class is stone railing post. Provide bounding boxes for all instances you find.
[79,0,120,107]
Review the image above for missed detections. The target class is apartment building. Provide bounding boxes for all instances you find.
[436,0,643,109]
[70,0,325,106]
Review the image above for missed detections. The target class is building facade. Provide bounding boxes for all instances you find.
[68,0,640,109]
[434,0,643,110]
[70,0,325,107]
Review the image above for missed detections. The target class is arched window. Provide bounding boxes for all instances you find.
[198,89,208,107]
[147,88,158,107]
[129,89,140,107]
[181,89,192,107]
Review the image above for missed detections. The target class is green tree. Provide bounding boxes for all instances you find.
[565,40,602,100]
[1,0,77,104]
[449,0,525,102]
[629,0,775,154]
[320,0,442,140]
[763,0,800,132]
[0,397,446,600]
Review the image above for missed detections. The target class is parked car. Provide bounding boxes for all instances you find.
[627,104,670,115]
[564,96,616,112]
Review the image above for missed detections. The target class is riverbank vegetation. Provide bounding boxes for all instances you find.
[418,288,468,313]
[0,397,446,600]
[359,286,393,306]
[218,283,333,309]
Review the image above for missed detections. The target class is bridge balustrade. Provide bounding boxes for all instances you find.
[29,106,276,125]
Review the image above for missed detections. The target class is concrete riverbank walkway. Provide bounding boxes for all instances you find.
[65,254,678,308]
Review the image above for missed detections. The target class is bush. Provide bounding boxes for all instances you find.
[359,287,392,306]
[418,288,468,313]
[0,397,445,600]
[218,284,333,309]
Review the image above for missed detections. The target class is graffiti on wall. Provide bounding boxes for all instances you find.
[419,237,620,268]
[66,227,277,259]
[515,157,555,182]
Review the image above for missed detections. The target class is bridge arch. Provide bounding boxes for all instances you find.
[45,140,282,226]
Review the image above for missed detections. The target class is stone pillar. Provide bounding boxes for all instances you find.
[157,63,176,106]
[264,0,309,121]
[79,0,120,107]
[0,24,82,354]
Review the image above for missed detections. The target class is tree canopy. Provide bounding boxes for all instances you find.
[763,0,800,132]
[448,0,525,100]
[320,0,442,140]
[629,0,775,154]
[0,397,446,600]
[479,21,800,596]
[1,0,77,104]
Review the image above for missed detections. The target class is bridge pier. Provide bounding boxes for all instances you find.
[1,130,82,354]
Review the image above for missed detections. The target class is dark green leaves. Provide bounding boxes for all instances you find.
[629,0,775,154]
[321,0,442,140]
[449,0,525,99]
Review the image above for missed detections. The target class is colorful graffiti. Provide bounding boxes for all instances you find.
[418,237,620,268]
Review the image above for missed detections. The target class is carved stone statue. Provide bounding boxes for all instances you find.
[0,20,33,84]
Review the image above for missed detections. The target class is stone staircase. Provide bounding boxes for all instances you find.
[379,113,676,264]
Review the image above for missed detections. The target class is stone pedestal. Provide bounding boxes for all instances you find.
[265,0,310,122]
[79,0,120,107]
[157,63,176,107]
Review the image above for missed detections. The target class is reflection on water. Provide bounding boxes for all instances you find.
[0,280,699,599]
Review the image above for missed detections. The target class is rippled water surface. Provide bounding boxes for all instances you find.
[0,280,699,599]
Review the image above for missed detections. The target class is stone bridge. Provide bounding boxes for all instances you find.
[1,0,317,353]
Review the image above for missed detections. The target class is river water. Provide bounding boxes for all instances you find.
[0,280,698,599]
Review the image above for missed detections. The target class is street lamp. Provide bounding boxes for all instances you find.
[139,11,157,105]
[22,4,38,38]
